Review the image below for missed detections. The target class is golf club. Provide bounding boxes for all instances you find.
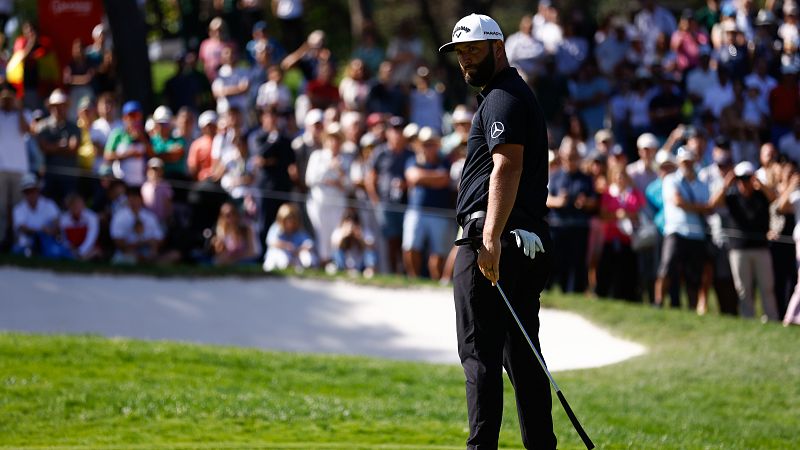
[455,236,595,449]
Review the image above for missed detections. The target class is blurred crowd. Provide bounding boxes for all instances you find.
[2,0,800,324]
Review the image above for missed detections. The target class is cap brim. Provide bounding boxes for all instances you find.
[439,38,485,53]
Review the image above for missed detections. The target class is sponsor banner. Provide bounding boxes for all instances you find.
[37,0,104,69]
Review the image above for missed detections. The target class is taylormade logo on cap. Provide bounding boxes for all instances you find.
[439,14,504,52]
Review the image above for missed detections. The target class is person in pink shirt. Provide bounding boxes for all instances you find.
[670,9,710,72]
[198,17,233,81]
[596,166,646,301]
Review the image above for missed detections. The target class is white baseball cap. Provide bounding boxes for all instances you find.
[734,161,755,177]
[48,89,68,105]
[676,146,697,163]
[439,14,504,53]
[152,105,173,123]
[198,110,218,128]
[636,133,660,150]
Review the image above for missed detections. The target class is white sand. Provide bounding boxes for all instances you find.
[0,267,645,371]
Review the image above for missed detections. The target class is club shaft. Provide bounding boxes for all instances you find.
[495,282,560,392]
[495,282,595,449]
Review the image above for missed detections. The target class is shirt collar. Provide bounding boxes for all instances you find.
[476,66,518,105]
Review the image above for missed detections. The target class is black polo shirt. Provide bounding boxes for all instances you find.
[456,66,549,229]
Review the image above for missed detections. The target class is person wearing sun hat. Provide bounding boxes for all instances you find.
[104,100,151,187]
[441,13,557,449]
[708,161,779,321]
[149,105,188,179]
[36,88,81,205]
[655,146,712,311]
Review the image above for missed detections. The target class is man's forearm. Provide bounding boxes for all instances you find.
[483,159,522,243]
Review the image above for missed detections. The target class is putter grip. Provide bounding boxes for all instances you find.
[557,391,595,449]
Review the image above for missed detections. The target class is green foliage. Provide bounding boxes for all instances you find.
[1,291,799,449]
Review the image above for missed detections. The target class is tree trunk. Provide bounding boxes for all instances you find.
[104,0,154,112]
[349,0,366,42]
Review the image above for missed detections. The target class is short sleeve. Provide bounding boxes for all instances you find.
[662,175,677,204]
[790,190,800,208]
[482,94,528,153]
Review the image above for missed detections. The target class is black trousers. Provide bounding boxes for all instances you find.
[596,240,639,302]
[550,225,589,294]
[453,218,556,450]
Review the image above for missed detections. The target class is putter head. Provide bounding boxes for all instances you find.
[454,235,482,250]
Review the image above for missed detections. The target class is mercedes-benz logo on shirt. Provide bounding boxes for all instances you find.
[490,122,505,139]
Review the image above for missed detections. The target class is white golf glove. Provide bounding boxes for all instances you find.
[510,229,545,260]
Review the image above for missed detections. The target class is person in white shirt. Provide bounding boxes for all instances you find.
[110,187,164,264]
[778,117,800,164]
[12,174,61,255]
[634,0,678,54]
[256,65,293,112]
[304,122,352,264]
[685,48,718,104]
[744,58,777,111]
[0,84,30,246]
[702,67,735,117]
[60,193,99,260]
[505,14,546,81]
[595,18,630,76]
[627,133,659,194]
[212,47,251,114]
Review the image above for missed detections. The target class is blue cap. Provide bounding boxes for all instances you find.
[253,21,267,33]
[122,100,142,116]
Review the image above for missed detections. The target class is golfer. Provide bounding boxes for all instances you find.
[441,14,556,449]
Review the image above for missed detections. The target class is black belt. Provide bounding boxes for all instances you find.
[459,210,486,227]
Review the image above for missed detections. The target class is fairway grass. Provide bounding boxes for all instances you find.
[1,291,799,449]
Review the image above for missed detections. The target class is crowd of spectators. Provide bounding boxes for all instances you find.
[2,1,800,325]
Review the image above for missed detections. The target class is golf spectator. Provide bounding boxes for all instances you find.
[409,66,444,132]
[305,122,351,266]
[306,61,340,111]
[547,137,598,294]
[402,127,452,279]
[149,106,187,179]
[505,14,545,81]
[141,158,173,228]
[63,39,94,122]
[0,83,29,246]
[187,111,219,182]
[698,138,740,315]
[291,108,324,191]
[441,105,473,156]
[110,187,165,264]
[597,166,646,301]
[709,161,779,320]
[627,133,659,193]
[104,101,150,187]
[331,208,377,277]
[11,174,63,258]
[163,51,213,115]
[248,106,297,242]
[37,89,80,206]
[366,116,414,274]
[655,147,710,310]
[59,192,100,260]
[212,47,251,114]
[778,117,800,164]
[199,17,232,81]
[90,93,121,151]
[211,201,258,266]
[365,61,406,117]
[779,169,800,325]
[263,202,316,272]
[256,65,292,112]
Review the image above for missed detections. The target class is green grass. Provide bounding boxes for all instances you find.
[1,276,799,449]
